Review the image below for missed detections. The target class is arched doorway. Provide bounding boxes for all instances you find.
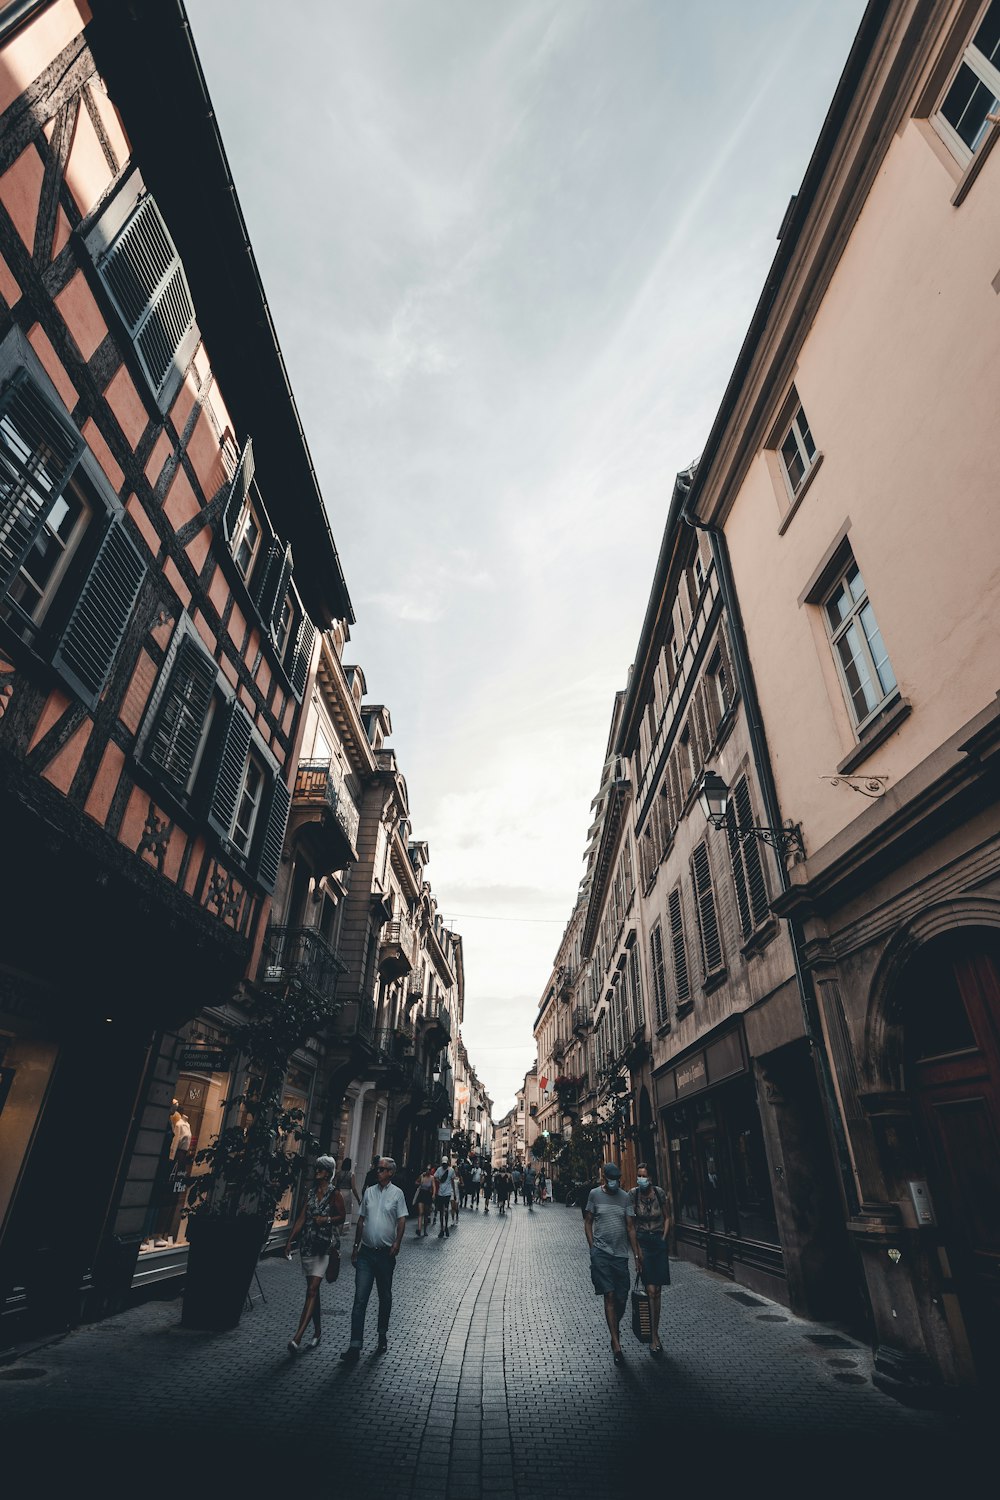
[902,933,1000,1383]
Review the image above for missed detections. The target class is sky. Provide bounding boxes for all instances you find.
[186,0,868,1116]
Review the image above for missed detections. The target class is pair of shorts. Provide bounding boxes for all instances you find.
[416,1189,433,1206]
[637,1232,671,1288]
[589,1247,630,1301]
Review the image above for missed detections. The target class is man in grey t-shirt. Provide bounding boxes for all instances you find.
[584,1163,639,1365]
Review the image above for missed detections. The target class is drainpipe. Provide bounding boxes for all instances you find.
[681,505,858,1217]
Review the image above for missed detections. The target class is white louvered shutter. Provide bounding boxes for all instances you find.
[100,195,195,397]
[289,614,316,699]
[52,519,146,705]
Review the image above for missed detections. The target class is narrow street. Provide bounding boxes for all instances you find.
[1,1202,981,1496]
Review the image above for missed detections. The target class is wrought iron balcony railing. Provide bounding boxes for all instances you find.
[552,1035,569,1063]
[259,925,347,1005]
[572,1005,591,1034]
[294,759,361,851]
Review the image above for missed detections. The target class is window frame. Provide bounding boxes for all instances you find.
[822,557,899,734]
[777,400,818,500]
[932,0,1000,165]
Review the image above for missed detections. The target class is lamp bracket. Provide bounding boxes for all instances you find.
[821,774,888,800]
[709,815,805,863]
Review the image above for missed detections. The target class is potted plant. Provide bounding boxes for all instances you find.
[180,983,330,1331]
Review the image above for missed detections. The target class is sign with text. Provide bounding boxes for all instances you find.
[179,1045,231,1074]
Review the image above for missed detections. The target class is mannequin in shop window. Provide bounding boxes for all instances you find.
[154,1107,192,1248]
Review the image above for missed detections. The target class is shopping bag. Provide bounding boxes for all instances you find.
[630,1271,652,1343]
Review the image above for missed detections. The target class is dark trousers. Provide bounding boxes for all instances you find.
[349,1246,395,1346]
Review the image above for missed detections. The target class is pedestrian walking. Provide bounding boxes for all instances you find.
[630,1161,671,1357]
[495,1171,510,1215]
[285,1156,345,1354]
[523,1161,536,1210]
[458,1160,472,1210]
[362,1152,381,1189]
[584,1162,640,1366]
[335,1156,360,1234]
[413,1163,436,1237]
[537,1168,548,1202]
[511,1165,522,1203]
[340,1156,408,1363]
[434,1156,457,1237]
[482,1161,493,1213]
[470,1162,483,1209]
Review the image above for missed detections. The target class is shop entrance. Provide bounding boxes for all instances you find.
[905,934,1000,1384]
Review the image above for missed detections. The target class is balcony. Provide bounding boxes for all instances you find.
[292,760,360,871]
[378,915,416,977]
[418,1002,451,1049]
[330,996,377,1050]
[558,964,576,1000]
[572,1005,591,1035]
[259,925,347,1007]
[552,1035,569,1063]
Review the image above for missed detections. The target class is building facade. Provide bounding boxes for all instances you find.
[683,0,1000,1397]
[0,0,352,1326]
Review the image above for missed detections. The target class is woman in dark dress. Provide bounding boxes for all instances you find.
[630,1161,671,1356]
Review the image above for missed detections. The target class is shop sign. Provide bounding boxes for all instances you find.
[179,1044,231,1073]
[437,1127,453,1142]
[675,1056,707,1098]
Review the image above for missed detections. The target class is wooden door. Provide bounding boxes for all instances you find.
[908,938,1000,1383]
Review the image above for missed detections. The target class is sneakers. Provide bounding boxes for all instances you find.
[340,1347,360,1364]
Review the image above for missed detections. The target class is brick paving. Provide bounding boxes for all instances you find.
[1,1199,987,1495]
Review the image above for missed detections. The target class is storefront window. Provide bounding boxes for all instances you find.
[139,1037,232,1256]
[726,1076,780,1246]
[668,1106,703,1227]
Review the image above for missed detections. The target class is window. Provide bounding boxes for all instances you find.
[96,190,197,402]
[691,841,724,980]
[824,557,897,730]
[778,399,817,497]
[233,500,263,584]
[147,635,217,793]
[726,775,772,941]
[650,922,669,1029]
[231,753,266,856]
[0,359,146,707]
[935,0,1000,162]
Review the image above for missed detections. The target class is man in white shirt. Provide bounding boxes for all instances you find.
[340,1156,408,1362]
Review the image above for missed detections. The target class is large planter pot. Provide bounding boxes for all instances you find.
[181,1214,270,1331]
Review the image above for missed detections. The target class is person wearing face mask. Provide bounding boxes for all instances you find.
[584,1162,640,1365]
[630,1161,671,1356]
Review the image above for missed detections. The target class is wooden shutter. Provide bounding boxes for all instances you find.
[53,518,146,705]
[630,945,644,1030]
[207,698,254,841]
[668,885,690,1005]
[221,436,254,542]
[718,622,737,711]
[734,775,770,930]
[101,195,195,396]
[691,841,723,977]
[727,809,753,940]
[254,540,293,632]
[0,371,84,598]
[257,772,292,893]
[650,922,668,1027]
[147,636,216,789]
[289,613,316,698]
[702,672,722,745]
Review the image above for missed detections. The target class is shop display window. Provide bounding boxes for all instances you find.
[668,1106,704,1228]
[727,1077,780,1246]
[0,1030,58,1240]
[272,1064,313,1230]
[139,1046,231,1255]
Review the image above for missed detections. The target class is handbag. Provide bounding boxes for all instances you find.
[325,1245,341,1283]
[630,1270,652,1343]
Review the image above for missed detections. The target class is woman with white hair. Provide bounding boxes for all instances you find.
[285,1155,345,1352]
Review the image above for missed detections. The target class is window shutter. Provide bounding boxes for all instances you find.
[52,519,146,705]
[207,699,254,841]
[650,923,668,1027]
[101,195,195,397]
[734,775,770,929]
[630,945,644,1030]
[254,540,293,631]
[727,812,754,941]
[691,841,723,977]
[147,636,216,789]
[289,614,316,698]
[257,771,291,893]
[718,623,737,710]
[221,437,254,542]
[702,674,721,744]
[668,749,682,820]
[0,371,84,597]
[668,886,690,1005]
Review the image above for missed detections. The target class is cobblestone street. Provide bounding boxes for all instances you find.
[1,1201,984,1496]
